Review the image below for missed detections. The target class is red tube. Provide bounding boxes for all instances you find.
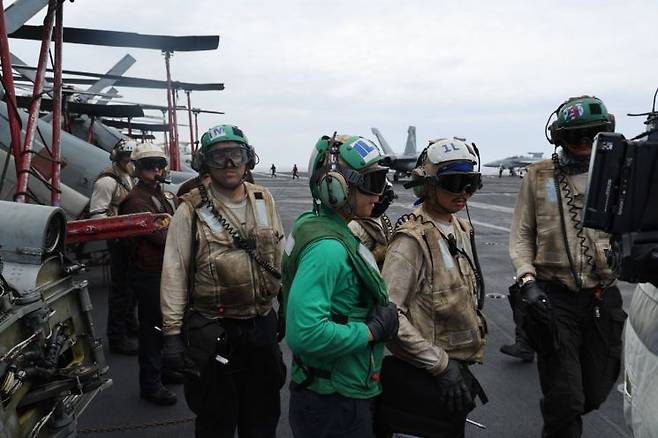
[0,0,26,196]
[15,0,57,203]
[50,1,64,206]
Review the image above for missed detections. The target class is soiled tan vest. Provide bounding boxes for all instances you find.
[96,164,134,217]
[527,160,614,291]
[182,182,283,319]
[348,214,393,269]
[393,209,486,362]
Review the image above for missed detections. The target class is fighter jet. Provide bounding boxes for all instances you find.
[484,152,544,176]
[371,126,418,181]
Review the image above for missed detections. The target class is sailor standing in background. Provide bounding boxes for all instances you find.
[89,139,138,356]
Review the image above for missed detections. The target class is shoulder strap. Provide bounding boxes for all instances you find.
[97,171,131,193]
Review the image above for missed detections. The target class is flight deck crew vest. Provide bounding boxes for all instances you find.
[393,207,486,362]
[348,214,393,269]
[525,159,614,291]
[95,164,134,216]
[181,182,283,319]
[282,209,389,398]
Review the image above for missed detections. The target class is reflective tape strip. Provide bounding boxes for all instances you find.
[197,205,224,234]
[358,243,380,273]
[255,199,270,226]
[284,234,295,256]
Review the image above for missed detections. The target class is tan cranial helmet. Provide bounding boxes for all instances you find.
[407,137,480,199]
[131,143,167,161]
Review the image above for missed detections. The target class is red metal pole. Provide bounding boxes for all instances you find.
[186,90,194,155]
[0,0,25,186]
[15,0,57,203]
[50,1,63,207]
[171,88,180,168]
[193,110,199,155]
[163,50,180,170]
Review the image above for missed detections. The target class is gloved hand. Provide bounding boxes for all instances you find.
[162,334,187,372]
[366,302,399,342]
[521,281,551,324]
[435,359,474,414]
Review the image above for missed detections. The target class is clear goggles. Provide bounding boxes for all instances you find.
[205,146,249,169]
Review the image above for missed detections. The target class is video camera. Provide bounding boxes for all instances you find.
[583,98,658,283]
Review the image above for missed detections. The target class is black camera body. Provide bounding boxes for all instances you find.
[583,117,658,283]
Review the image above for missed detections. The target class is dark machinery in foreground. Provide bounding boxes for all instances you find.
[0,201,110,437]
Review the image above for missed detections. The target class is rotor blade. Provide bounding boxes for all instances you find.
[9,25,220,51]
[95,87,120,105]
[192,107,225,115]
[17,66,224,91]
[9,96,144,117]
[80,54,135,103]
[101,119,169,132]
[4,0,49,34]
[122,132,156,140]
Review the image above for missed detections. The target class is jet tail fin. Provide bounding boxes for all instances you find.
[371,127,395,155]
[404,126,416,156]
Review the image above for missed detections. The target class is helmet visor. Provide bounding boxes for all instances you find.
[357,168,389,195]
[205,147,249,169]
[138,157,167,171]
[434,173,481,195]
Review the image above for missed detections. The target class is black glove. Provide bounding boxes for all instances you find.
[435,359,474,414]
[366,302,399,342]
[162,334,187,372]
[521,281,551,324]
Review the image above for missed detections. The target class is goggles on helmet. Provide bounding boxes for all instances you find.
[433,172,481,195]
[356,167,389,196]
[205,146,249,169]
[561,125,608,145]
[137,157,167,171]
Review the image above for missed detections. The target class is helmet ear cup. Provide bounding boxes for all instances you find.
[318,171,349,209]
[548,119,560,145]
[607,113,616,131]
[110,148,117,161]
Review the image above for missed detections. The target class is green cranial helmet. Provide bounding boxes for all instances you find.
[309,134,388,208]
[556,96,613,130]
[200,124,248,153]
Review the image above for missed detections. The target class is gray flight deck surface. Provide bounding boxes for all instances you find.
[76,173,633,437]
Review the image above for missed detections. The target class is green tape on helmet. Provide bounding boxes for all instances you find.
[200,124,248,153]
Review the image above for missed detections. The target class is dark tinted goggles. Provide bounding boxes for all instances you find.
[561,126,607,144]
[138,157,167,170]
[205,147,248,169]
[357,168,389,195]
[434,172,481,194]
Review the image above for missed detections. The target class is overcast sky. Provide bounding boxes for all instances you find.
[9,0,658,172]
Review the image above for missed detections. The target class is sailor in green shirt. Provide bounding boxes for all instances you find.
[283,134,399,438]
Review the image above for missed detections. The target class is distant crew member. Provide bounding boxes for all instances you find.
[348,180,395,269]
[378,137,488,438]
[283,134,398,438]
[89,139,138,356]
[119,143,179,406]
[510,96,625,438]
[161,124,286,437]
[292,163,299,179]
[271,163,277,178]
[498,165,504,178]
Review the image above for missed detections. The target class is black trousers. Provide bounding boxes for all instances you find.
[375,356,481,438]
[107,239,137,343]
[128,269,164,391]
[525,283,626,438]
[289,384,375,438]
[183,310,286,438]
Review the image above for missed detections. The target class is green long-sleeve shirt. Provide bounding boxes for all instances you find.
[286,237,383,399]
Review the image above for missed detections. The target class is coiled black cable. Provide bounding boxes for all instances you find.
[551,152,598,288]
[198,184,281,279]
